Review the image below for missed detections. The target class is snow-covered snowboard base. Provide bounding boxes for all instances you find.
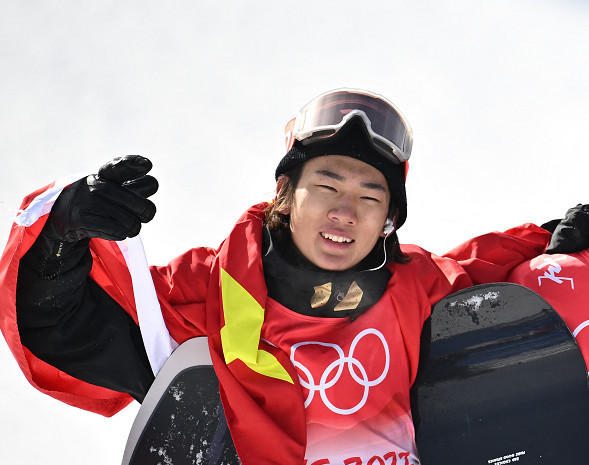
[414,283,589,464]
[121,337,240,465]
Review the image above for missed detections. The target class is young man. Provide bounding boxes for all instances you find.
[0,89,553,464]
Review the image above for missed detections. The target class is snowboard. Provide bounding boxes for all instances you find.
[414,283,589,464]
[121,337,240,465]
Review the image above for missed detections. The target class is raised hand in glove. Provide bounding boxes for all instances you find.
[40,155,159,258]
[544,204,589,254]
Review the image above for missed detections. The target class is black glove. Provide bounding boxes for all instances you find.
[545,203,589,254]
[39,155,158,258]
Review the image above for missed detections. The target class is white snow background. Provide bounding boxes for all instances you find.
[0,1,588,463]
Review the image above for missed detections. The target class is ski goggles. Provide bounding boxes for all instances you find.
[285,88,413,164]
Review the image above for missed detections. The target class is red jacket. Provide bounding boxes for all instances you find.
[0,181,551,464]
[508,250,589,370]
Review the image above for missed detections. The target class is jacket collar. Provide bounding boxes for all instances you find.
[262,226,391,319]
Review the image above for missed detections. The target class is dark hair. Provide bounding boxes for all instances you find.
[264,164,411,265]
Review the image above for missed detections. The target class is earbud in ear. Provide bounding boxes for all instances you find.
[383,218,395,236]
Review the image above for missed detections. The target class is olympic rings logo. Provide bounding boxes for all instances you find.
[290,328,390,415]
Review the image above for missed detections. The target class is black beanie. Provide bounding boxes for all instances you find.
[275,120,408,228]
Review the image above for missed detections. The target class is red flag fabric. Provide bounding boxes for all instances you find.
[0,179,134,416]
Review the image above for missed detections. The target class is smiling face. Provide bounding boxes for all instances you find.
[286,155,391,271]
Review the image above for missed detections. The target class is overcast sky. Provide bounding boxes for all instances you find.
[1,1,588,463]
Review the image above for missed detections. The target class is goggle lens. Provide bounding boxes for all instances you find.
[293,89,413,163]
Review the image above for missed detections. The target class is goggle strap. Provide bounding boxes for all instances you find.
[284,117,296,151]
